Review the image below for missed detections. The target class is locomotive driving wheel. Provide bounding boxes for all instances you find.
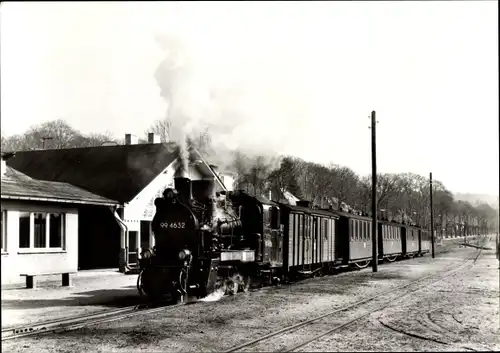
[211,277,227,296]
[241,275,252,292]
[137,269,145,296]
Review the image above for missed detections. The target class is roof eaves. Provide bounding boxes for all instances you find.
[1,194,121,207]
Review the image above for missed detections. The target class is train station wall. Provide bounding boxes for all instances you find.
[1,200,78,286]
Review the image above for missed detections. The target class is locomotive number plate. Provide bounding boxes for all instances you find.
[159,222,186,229]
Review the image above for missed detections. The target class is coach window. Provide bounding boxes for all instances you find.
[363,222,368,241]
[263,207,271,226]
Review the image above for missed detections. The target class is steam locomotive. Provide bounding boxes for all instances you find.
[137,175,432,302]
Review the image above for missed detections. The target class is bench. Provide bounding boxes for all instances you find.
[20,272,76,289]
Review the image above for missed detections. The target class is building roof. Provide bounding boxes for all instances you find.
[6,143,181,203]
[1,166,119,206]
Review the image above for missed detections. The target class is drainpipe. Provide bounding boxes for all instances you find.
[111,206,128,273]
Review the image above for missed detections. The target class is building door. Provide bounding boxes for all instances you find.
[128,231,139,266]
[140,221,152,250]
[127,222,153,266]
[78,205,121,270]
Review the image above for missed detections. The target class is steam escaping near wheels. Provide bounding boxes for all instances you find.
[200,278,227,302]
[199,273,250,302]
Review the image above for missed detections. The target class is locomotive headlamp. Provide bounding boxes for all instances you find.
[178,249,191,260]
[141,249,152,259]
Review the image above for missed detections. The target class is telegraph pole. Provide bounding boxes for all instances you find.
[371,111,378,272]
[430,172,435,258]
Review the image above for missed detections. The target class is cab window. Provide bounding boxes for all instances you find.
[270,206,280,229]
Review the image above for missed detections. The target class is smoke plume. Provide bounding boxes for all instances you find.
[153,28,311,176]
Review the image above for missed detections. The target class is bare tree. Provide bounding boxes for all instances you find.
[329,165,360,208]
[75,132,119,147]
[26,119,81,149]
[146,119,172,142]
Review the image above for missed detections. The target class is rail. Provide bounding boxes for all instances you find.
[1,300,181,341]
[223,247,482,353]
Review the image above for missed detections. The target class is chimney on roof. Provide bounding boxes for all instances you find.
[125,134,139,145]
[148,133,160,144]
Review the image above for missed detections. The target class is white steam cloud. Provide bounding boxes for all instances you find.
[152,15,315,170]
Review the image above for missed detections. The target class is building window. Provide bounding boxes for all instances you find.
[19,212,65,250]
[19,212,31,248]
[49,213,64,248]
[1,210,6,252]
[34,213,47,248]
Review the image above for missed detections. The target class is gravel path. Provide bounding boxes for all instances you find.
[3,237,497,352]
[295,241,499,352]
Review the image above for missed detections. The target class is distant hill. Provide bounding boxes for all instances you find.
[454,193,499,209]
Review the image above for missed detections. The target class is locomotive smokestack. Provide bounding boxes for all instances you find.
[174,177,193,205]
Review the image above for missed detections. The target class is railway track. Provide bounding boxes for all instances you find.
[1,300,181,341]
[2,241,484,345]
[223,248,482,353]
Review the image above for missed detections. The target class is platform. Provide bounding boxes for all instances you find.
[1,269,142,329]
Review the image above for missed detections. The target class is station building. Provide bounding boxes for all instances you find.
[6,134,232,273]
[1,153,119,286]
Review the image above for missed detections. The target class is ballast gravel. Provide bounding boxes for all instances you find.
[3,237,498,352]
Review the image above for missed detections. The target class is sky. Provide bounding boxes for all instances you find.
[1,1,498,196]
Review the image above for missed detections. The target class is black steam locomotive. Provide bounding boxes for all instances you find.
[137,175,433,302]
